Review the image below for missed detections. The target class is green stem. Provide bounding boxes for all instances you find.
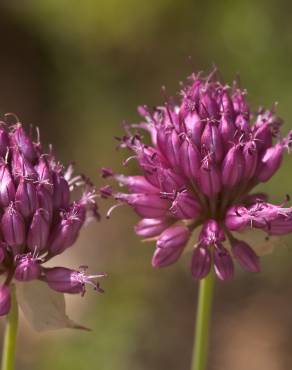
[191,271,215,370]
[1,285,18,370]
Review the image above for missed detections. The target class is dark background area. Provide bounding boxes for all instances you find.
[0,1,292,369]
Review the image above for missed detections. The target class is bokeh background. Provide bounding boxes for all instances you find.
[0,1,292,369]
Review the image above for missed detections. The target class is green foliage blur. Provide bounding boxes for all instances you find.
[0,1,292,369]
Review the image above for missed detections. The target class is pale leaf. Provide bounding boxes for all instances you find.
[232,229,286,256]
[16,281,89,332]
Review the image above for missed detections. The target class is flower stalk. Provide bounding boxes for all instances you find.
[1,285,18,370]
[192,271,215,370]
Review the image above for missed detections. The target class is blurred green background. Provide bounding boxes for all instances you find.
[1,1,292,369]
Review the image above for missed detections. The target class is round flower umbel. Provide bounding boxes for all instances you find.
[0,117,104,316]
[102,71,292,281]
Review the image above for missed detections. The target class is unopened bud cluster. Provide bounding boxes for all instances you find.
[0,118,104,315]
[103,71,292,281]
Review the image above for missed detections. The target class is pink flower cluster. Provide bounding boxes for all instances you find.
[0,118,104,316]
[102,71,292,281]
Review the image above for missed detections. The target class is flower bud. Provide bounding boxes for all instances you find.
[265,216,292,235]
[191,246,211,279]
[219,116,236,149]
[137,148,167,188]
[214,246,234,281]
[45,267,104,295]
[161,106,179,129]
[134,218,170,238]
[15,178,38,218]
[157,168,185,193]
[27,209,50,252]
[116,193,170,218]
[1,204,25,247]
[151,244,185,268]
[235,114,249,134]
[35,157,53,192]
[179,139,201,181]
[182,79,201,109]
[170,191,201,219]
[224,206,249,231]
[242,141,258,180]
[0,163,15,207]
[232,91,249,118]
[199,91,219,120]
[52,172,70,209]
[231,239,260,273]
[48,205,85,255]
[159,129,181,168]
[156,225,190,249]
[255,109,283,136]
[200,219,224,241]
[201,123,223,163]
[14,254,41,281]
[254,123,272,153]
[0,128,9,158]
[36,184,53,221]
[115,175,158,193]
[183,112,204,147]
[11,150,37,182]
[48,218,82,256]
[221,146,244,187]
[0,285,11,316]
[198,163,221,197]
[256,143,283,182]
[12,125,37,163]
[220,91,235,119]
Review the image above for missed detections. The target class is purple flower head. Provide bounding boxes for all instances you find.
[0,118,104,315]
[103,70,292,281]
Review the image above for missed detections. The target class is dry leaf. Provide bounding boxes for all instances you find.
[17,280,89,332]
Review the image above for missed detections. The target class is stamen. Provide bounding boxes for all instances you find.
[106,203,125,219]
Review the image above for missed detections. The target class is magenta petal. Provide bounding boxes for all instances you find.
[116,193,170,218]
[151,245,184,268]
[232,240,260,273]
[198,163,221,197]
[0,164,15,207]
[12,124,37,162]
[15,178,38,218]
[179,139,201,181]
[225,206,249,231]
[170,191,201,220]
[191,246,211,279]
[14,254,41,281]
[156,225,190,249]
[201,123,223,163]
[1,204,25,248]
[214,247,234,281]
[134,218,170,238]
[221,146,244,187]
[256,143,283,182]
[27,209,51,252]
